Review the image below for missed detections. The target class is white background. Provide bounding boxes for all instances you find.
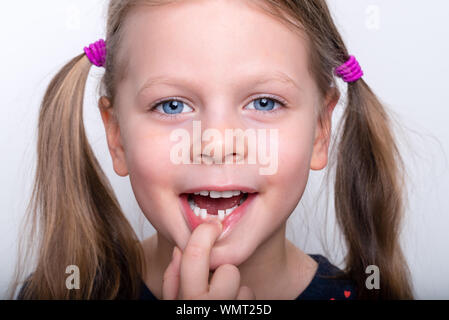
[1,0,448,299]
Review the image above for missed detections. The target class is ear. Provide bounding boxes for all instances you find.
[98,96,129,177]
[310,87,340,171]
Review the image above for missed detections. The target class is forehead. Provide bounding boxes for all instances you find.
[118,0,311,94]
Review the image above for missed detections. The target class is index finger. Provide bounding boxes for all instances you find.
[180,221,222,299]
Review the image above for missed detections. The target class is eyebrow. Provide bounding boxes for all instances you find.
[137,71,302,97]
[251,71,302,90]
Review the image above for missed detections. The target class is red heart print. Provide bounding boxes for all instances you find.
[344,290,351,298]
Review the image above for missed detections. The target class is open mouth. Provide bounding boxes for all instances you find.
[179,188,258,236]
[187,190,249,221]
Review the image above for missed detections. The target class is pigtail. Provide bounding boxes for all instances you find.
[10,54,145,299]
[334,79,414,299]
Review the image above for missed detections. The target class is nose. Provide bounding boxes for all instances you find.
[191,117,249,165]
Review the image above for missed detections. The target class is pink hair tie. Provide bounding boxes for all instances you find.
[335,55,363,83]
[84,39,106,68]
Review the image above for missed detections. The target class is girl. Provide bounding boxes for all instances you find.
[11,0,413,299]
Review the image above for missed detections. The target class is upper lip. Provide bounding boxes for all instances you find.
[180,185,258,194]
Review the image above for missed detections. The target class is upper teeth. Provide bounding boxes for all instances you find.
[194,190,242,198]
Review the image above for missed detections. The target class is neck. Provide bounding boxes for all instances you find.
[143,222,317,299]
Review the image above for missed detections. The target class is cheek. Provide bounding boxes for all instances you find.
[279,125,314,184]
[265,115,315,215]
[124,124,180,188]
[121,124,184,224]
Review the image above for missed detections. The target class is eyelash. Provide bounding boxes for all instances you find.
[148,95,288,119]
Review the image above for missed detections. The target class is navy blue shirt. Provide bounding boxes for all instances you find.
[140,254,356,300]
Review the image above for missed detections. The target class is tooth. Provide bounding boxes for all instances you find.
[225,205,238,216]
[233,190,241,196]
[194,206,200,216]
[188,200,195,210]
[218,210,225,221]
[194,192,200,195]
[209,191,221,198]
[200,208,207,219]
[199,191,209,196]
[221,191,234,198]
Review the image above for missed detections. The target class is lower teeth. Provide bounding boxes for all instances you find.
[188,193,248,221]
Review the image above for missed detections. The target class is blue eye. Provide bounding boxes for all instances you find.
[243,96,287,114]
[244,96,286,112]
[152,99,193,115]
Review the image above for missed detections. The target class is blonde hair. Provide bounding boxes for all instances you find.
[9,0,413,299]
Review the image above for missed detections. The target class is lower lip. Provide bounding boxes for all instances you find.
[179,193,258,240]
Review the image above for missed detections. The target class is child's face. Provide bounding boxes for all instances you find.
[100,0,337,269]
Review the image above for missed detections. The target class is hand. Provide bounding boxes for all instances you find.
[162,221,255,300]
